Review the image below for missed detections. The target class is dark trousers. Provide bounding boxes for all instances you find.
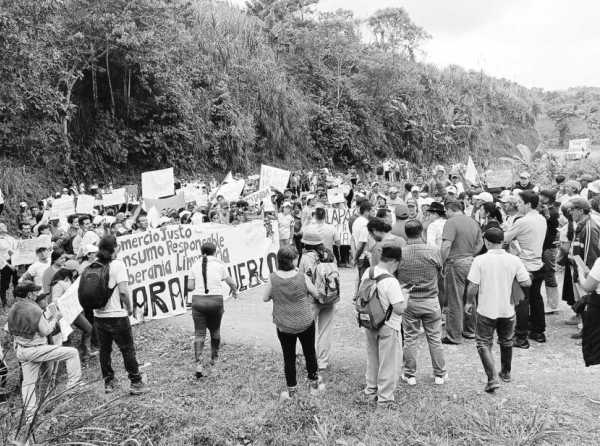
[276,322,318,388]
[334,245,350,265]
[357,258,370,282]
[0,265,17,306]
[83,307,98,347]
[95,317,142,384]
[475,314,515,349]
[191,295,224,361]
[515,268,545,338]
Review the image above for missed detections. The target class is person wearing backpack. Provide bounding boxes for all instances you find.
[86,235,148,395]
[263,245,325,401]
[357,243,406,406]
[298,228,340,371]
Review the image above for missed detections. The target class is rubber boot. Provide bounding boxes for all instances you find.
[477,347,499,393]
[545,286,559,313]
[499,346,512,382]
[210,338,220,365]
[194,337,205,378]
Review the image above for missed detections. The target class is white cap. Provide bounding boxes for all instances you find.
[588,180,600,195]
[83,244,98,255]
[411,186,420,192]
[474,192,494,203]
[446,186,457,194]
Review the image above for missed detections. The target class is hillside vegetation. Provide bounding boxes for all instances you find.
[1,0,544,190]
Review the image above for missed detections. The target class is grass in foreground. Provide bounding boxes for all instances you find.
[2,320,597,446]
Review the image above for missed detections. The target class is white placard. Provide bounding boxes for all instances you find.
[214,179,245,202]
[76,194,96,214]
[141,168,174,199]
[259,164,290,192]
[50,196,75,220]
[327,187,345,204]
[102,188,126,207]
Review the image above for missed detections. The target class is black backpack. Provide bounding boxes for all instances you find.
[78,261,115,310]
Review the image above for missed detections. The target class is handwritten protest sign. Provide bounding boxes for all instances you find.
[102,187,126,207]
[244,188,273,207]
[259,164,290,192]
[11,239,38,266]
[141,168,174,199]
[327,187,345,204]
[143,191,186,213]
[76,194,96,214]
[112,220,279,322]
[326,207,351,246]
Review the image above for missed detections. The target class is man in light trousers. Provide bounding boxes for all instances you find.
[7,282,81,423]
[361,243,406,405]
[396,220,447,385]
[441,201,483,344]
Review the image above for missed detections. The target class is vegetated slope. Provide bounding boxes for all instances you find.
[535,87,600,149]
[1,0,540,193]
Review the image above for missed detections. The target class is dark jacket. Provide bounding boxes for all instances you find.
[542,204,560,250]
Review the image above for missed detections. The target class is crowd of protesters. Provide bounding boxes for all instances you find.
[1,162,599,415]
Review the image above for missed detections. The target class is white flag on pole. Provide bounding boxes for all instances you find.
[465,156,478,185]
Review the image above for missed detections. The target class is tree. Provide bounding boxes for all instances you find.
[367,7,430,61]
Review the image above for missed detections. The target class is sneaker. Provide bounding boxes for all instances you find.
[195,363,204,378]
[104,380,117,394]
[401,375,417,386]
[279,391,292,402]
[529,332,546,343]
[484,380,500,393]
[499,371,511,383]
[130,381,149,395]
[513,338,530,349]
[434,374,448,385]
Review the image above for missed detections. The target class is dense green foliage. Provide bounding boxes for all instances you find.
[1,0,543,184]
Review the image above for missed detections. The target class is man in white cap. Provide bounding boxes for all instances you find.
[387,187,405,208]
[514,172,534,191]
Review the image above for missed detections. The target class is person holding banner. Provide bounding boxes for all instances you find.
[188,242,238,378]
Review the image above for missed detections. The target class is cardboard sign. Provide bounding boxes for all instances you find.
[143,191,186,213]
[244,188,273,207]
[259,164,290,192]
[141,168,174,199]
[102,188,126,207]
[327,187,345,204]
[568,138,591,153]
[326,207,351,246]
[56,277,83,341]
[214,179,245,202]
[76,194,96,214]
[50,196,75,220]
[11,239,38,266]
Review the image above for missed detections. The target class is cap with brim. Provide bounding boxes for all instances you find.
[83,244,98,255]
[13,282,41,298]
[588,180,600,195]
[406,199,417,207]
[484,227,504,244]
[301,227,323,245]
[570,197,591,211]
[446,186,457,194]
[565,180,581,192]
[411,186,420,192]
[428,202,446,215]
[394,203,409,218]
[474,192,494,203]
[519,172,531,179]
[389,187,398,193]
[19,202,28,208]
[579,174,593,182]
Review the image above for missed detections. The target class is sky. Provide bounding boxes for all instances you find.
[229,0,600,91]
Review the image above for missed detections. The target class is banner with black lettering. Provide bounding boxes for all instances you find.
[117,220,279,322]
[326,206,352,246]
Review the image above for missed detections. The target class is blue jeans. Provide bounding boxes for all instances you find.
[95,317,142,384]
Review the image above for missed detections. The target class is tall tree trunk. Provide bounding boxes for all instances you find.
[106,43,115,117]
[91,43,98,110]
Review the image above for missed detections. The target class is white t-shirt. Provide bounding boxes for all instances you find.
[278,214,294,241]
[360,265,405,331]
[190,256,229,296]
[94,259,129,318]
[311,222,339,251]
[467,249,530,319]
[352,216,370,260]
[426,218,446,248]
[22,260,51,288]
[585,257,600,293]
